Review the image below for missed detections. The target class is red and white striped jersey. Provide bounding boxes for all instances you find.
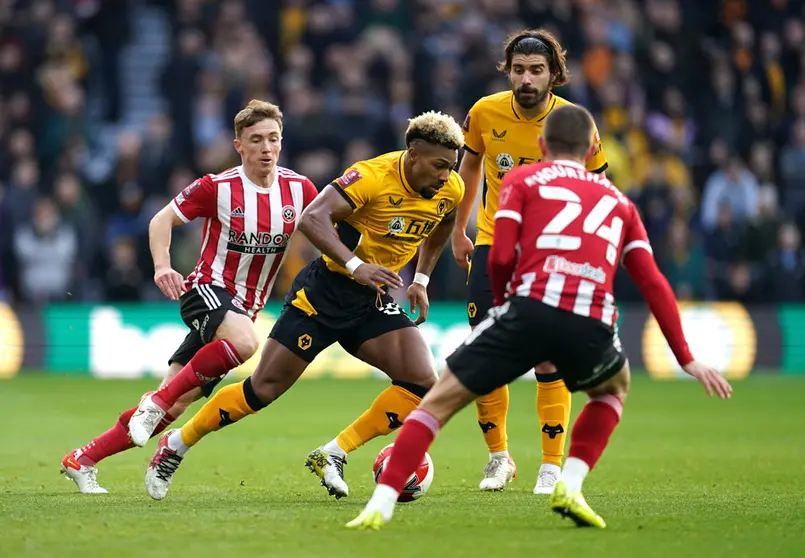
[171,165,318,318]
[491,159,651,326]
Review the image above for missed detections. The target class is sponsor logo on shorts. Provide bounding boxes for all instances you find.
[231,298,245,312]
[298,333,313,350]
[544,255,606,284]
[198,314,210,340]
[467,302,477,319]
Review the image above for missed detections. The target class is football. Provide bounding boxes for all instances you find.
[372,443,434,502]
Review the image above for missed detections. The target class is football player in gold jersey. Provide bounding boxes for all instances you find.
[140,112,466,501]
[451,29,608,494]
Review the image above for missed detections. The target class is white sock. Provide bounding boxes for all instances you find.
[560,457,590,493]
[365,484,400,521]
[323,438,347,459]
[489,450,509,460]
[167,430,190,457]
[539,463,561,476]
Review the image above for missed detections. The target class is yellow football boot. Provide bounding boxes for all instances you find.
[346,509,387,531]
[549,480,606,528]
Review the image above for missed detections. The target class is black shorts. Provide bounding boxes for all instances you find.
[446,296,626,395]
[269,258,416,362]
[168,284,249,397]
[467,245,493,327]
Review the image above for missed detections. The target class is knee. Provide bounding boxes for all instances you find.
[230,333,260,361]
[402,359,438,390]
[248,374,286,406]
[587,368,630,402]
[220,325,260,361]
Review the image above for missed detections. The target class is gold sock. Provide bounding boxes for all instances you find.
[335,384,423,453]
[475,385,509,453]
[536,379,571,467]
[180,380,261,447]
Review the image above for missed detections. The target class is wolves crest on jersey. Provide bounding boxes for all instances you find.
[462,91,608,246]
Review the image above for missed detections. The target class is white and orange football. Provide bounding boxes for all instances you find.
[372,443,434,503]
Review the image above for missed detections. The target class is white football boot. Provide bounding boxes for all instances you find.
[479,454,517,491]
[60,450,108,494]
[305,447,349,498]
[129,392,166,447]
[533,463,561,494]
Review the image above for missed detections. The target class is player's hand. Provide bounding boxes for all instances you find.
[451,230,474,270]
[154,265,186,301]
[353,263,403,294]
[682,360,732,399]
[407,283,429,325]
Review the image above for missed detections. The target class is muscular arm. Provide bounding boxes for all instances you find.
[624,247,694,367]
[297,184,359,267]
[455,150,484,232]
[149,204,186,270]
[416,209,457,276]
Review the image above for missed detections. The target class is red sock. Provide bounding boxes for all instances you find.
[77,406,177,465]
[151,339,242,411]
[378,409,441,492]
[567,394,623,470]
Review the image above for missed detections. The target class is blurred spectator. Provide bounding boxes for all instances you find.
[12,197,77,304]
[1,0,805,304]
[764,222,805,302]
[700,156,760,231]
[661,217,706,301]
[780,119,805,226]
[105,236,143,302]
[715,260,764,303]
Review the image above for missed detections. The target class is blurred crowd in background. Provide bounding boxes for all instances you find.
[2,0,805,307]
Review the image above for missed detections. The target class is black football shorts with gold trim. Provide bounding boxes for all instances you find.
[269,258,416,362]
[466,245,493,327]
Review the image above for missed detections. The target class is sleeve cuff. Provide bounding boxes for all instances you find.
[494,209,522,224]
[331,182,357,209]
[171,200,191,223]
[463,145,480,156]
[590,162,609,174]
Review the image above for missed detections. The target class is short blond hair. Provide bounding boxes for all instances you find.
[234,99,283,138]
[405,111,464,150]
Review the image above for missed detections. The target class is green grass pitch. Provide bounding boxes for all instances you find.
[1,375,804,557]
